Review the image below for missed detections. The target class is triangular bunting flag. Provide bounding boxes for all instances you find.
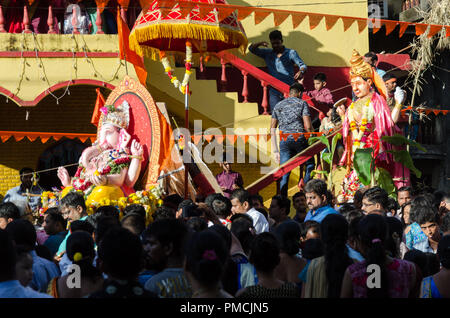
[1,135,11,142]
[79,137,88,143]
[384,21,397,35]
[217,7,234,22]
[398,22,409,37]
[254,10,271,25]
[266,134,271,141]
[357,19,367,33]
[179,2,194,17]
[89,137,96,143]
[226,134,237,145]
[291,13,306,29]
[372,26,381,34]
[415,23,428,36]
[425,110,431,115]
[433,110,440,116]
[428,25,442,38]
[255,134,260,143]
[273,11,290,27]
[236,7,253,21]
[158,0,172,18]
[293,134,299,142]
[242,135,249,144]
[324,15,339,31]
[53,136,61,141]
[192,134,202,145]
[27,135,38,142]
[14,135,25,142]
[204,135,213,142]
[308,14,323,30]
[215,135,224,144]
[341,17,355,32]
[40,137,50,143]
[198,4,212,18]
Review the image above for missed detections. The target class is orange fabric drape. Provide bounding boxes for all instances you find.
[95,0,110,13]
[91,88,105,127]
[117,9,148,86]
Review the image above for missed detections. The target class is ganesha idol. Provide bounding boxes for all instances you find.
[57,100,144,206]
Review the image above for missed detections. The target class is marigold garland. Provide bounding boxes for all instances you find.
[160,41,192,95]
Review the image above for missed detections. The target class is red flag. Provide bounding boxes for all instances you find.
[117,9,148,86]
[91,88,105,127]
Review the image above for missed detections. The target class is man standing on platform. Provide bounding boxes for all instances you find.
[271,83,314,197]
[249,30,307,112]
[3,168,42,215]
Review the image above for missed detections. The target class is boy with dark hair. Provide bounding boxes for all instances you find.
[5,219,60,292]
[230,189,269,234]
[0,229,52,298]
[42,208,67,257]
[0,202,21,230]
[292,191,308,223]
[414,207,442,254]
[153,206,176,221]
[90,227,156,298]
[299,220,321,243]
[304,179,338,223]
[123,203,147,219]
[363,51,386,77]
[249,30,307,112]
[211,196,232,226]
[142,219,192,297]
[269,195,291,228]
[397,186,413,208]
[304,72,334,110]
[121,213,146,236]
[56,192,88,260]
[361,186,389,214]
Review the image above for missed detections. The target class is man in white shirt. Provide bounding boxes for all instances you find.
[230,189,269,234]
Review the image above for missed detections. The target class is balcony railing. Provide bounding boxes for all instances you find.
[0,4,139,35]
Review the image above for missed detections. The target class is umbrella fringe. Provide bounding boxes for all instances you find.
[129,23,248,60]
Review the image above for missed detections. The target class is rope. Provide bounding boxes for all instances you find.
[20,163,79,177]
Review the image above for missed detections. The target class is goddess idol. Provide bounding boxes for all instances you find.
[337,50,409,202]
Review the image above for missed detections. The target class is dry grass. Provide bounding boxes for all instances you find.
[408,0,450,99]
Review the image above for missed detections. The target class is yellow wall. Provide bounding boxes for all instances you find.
[232,0,369,67]
[0,34,138,104]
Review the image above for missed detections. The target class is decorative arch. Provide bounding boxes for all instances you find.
[0,79,116,107]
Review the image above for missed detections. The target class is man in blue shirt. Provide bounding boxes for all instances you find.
[0,229,52,298]
[304,179,338,223]
[5,219,60,292]
[3,167,43,215]
[249,30,307,112]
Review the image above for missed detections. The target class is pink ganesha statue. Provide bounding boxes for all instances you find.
[57,100,144,204]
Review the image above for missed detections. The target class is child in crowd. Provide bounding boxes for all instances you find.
[304,73,334,110]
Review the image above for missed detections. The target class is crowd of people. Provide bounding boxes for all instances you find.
[1,179,449,298]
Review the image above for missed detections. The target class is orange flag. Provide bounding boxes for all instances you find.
[91,88,105,127]
[117,9,148,86]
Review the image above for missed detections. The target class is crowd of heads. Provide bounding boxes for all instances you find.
[0,176,449,298]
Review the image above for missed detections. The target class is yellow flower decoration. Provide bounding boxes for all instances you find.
[73,252,83,262]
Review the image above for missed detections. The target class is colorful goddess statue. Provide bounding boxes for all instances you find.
[57,99,144,204]
[337,50,409,202]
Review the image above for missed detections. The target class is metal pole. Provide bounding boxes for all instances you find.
[184,83,189,199]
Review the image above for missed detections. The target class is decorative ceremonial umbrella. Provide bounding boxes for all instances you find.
[129,0,247,198]
[129,0,248,94]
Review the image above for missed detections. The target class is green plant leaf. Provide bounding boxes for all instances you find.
[374,167,396,197]
[331,133,342,158]
[381,134,426,152]
[386,150,422,178]
[310,170,328,178]
[308,135,330,151]
[322,152,332,165]
[353,148,373,186]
